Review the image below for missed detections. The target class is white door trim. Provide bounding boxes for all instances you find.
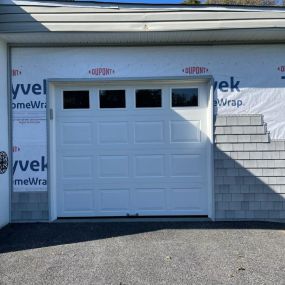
[47,76,214,221]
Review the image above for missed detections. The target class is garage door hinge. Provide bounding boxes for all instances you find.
[50,109,53,120]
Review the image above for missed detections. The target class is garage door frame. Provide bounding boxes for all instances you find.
[47,76,214,221]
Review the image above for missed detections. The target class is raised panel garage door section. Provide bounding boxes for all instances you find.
[55,83,210,217]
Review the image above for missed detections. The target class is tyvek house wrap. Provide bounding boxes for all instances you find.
[11,45,285,192]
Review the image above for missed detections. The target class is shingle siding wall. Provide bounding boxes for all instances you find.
[214,114,285,220]
[11,192,48,222]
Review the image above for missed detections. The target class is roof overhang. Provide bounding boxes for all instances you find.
[1,1,285,45]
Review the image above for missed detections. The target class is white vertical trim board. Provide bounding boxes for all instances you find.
[0,40,9,228]
[207,79,214,220]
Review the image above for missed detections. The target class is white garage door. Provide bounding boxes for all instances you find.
[55,82,210,217]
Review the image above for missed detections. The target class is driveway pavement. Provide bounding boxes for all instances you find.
[0,221,284,285]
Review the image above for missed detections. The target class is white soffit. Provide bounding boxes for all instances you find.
[1,0,285,44]
[1,30,285,45]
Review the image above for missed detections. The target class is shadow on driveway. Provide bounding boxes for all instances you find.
[0,221,284,254]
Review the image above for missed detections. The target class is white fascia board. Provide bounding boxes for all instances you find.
[0,39,10,228]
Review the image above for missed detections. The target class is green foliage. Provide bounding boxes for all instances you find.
[183,0,201,4]
[183,0,284,5]
[205,0,276,5]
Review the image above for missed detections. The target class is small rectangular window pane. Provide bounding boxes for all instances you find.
[136,89,162,108]
[99,90,126,108]
[172,88,198,107]
[63,91,90,109]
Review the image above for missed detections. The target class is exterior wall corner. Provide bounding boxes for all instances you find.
[0,39,10,228]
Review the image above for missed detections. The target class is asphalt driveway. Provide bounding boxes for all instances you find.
[0,221,284,285]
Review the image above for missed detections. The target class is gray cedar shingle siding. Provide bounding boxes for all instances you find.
[11,192,48,221]
[215,114,285,220]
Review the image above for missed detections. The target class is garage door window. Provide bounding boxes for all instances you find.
[63,90,90,109]
[136,89,162,108]
[100,90,126,108]
[172,88,198,107]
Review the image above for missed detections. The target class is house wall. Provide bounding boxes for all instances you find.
[9,46,285,222]
[11,192,48,221]
[0,39,9,228]
[215,114,285,220]
[11,114,285,222]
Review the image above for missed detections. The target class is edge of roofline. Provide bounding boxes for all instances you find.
[1,0,285,11]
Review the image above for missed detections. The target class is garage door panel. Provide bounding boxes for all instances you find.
[134,121,164,144]
[57,147,95,154]
[63,190,94,212]
[62,181,94,190]
[62,156,93,178]
[57,111,93,118]
[134,188,166,210]
[170,120,201,143]
[61,122,93,145]
[171,109,206,118]
[169,187,207,211]
[98,121,129,144]
[99,189,130,212]
[135,155,165,177]
[170,154,203,177]
[98,155,129,178]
